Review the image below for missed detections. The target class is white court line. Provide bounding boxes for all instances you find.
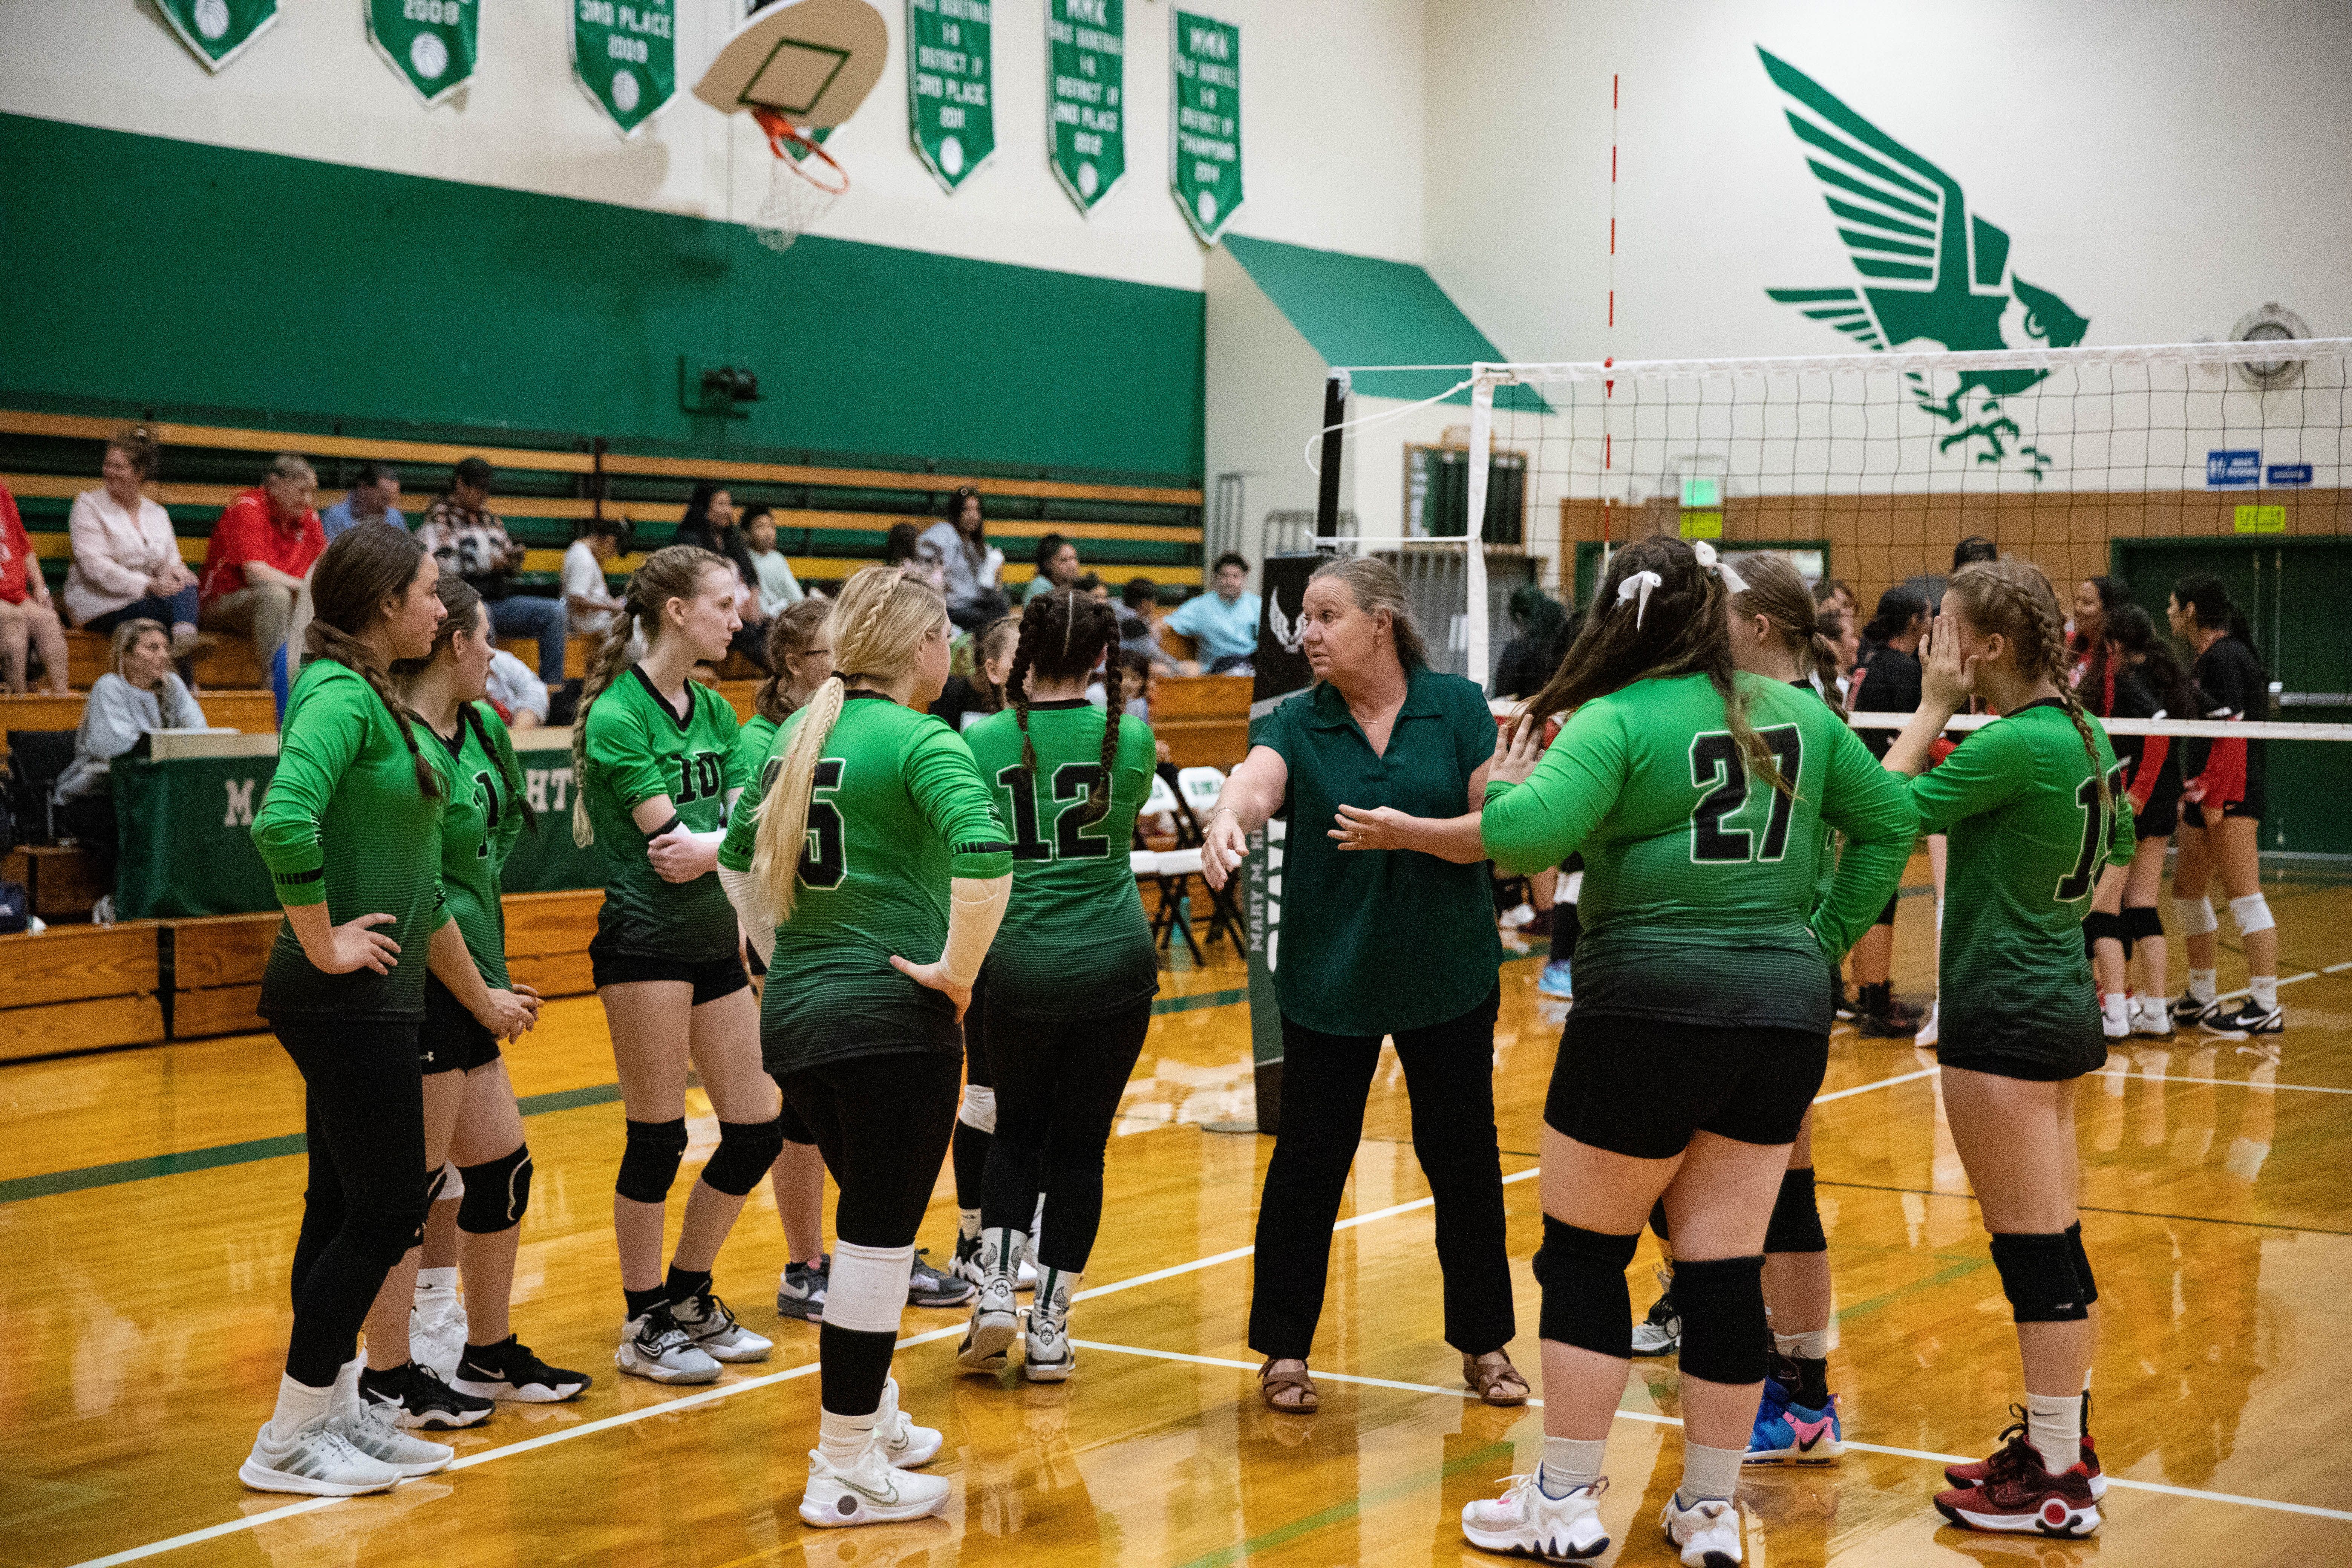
[1813,1066,1938,1103]
[1066,1340,2352,1525]
[2097,1068,2352,1095]
[43,1061,2053,1568]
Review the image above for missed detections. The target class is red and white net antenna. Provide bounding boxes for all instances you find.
[1601,72,1619,568]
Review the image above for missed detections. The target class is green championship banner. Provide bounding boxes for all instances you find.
[155,0,279,72]
[1046,0,1124,213]
[908,0,995,191]
[1168,9,1240,242]
[369,0,479,109]
[573,0,676,138]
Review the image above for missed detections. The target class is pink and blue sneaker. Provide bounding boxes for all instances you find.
[1745,1377,1843,1465]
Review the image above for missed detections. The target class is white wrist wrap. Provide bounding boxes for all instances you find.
[939,874,1012,987]
[718,867,776,964]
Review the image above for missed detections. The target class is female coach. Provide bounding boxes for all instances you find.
[1201,555,1525,1415]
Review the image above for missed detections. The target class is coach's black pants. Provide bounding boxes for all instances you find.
[980,995,1155,1273]
[1248,986,1513,1363]
[280,1017,429,1387]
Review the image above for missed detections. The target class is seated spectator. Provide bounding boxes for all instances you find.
[0,478,67,694]
[53,619,208,922]
[740,504,806,616]
[66,427,204,652]
[1165,551,1262,673]
[1491,582,1569,700]
[1119,576,1183,673]
[918,486,1009,631]
[885,520,948,593]
[417,456,569,682]
[1024,533,1083,603]
[930,615,1018,733]
[563,517,627,638]
[485,646,549,730]
[671,481,770,671]
[198,454,325,669]
[319,461,405,541]
[1076,571,1110,602]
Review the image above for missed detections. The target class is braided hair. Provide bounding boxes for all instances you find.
[392,573,536,830]
[305,524,441,798]
[1525,534,1791,796]
[1005,587,1124,826]
[570,544,733,846]
[1946,559,2110,819]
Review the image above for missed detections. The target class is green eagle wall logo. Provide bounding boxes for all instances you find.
[1759,48,2089,475]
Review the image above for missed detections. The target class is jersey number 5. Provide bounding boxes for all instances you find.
[997,763,1111,861]
[2056,766,2128,903]
[1689,726,1803,864]
[799,759,847,888]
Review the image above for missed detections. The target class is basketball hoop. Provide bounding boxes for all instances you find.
[749,109,848,253]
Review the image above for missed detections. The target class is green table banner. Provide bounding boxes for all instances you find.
[155,0,279,72]
[1168,9,1241,242]
[908,0,995,191]
[369,0,479,109]
[1047,0,1125,213]
[572,0,676,138]
[502,740,608,891]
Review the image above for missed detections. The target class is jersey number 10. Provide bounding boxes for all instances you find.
[2055,766,2128,903]
[1688,726,1804,864]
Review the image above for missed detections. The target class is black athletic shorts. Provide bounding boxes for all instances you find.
[2133,790,2179,840]
[419,974,502,1076]
[588,934,750,1005]
[2186,782,2265,829]
[1544,1010,1829,1160]
[1874,892,1900,928]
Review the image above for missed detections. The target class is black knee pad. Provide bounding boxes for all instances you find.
[1763,1168,1827,1254]
[1532,1217,1640,1359]
[616,1118,689,1204]
[1673,1254,1768,1385]
[2082,910,2126,959]
[1989,1231,2088,1322]
[458,1145,533,1234]
[2123,904,2164,943]
[700,1115,787,1197]
[2066,1221,2097,1306]
[348,1202,427,1270]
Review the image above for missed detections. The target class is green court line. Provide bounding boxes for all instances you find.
[1170,1439,1514,1568]
[0,984,1261,1206]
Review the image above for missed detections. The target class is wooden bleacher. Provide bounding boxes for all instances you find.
[1149,674,1253,769]
[0,923,163,1061]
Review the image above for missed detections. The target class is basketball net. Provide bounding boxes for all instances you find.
[749,110,849,253]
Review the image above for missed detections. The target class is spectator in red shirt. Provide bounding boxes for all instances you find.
[0,479,69,694]
[199,454,325,668]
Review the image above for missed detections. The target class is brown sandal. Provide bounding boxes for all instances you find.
[1464,1352,1530,1407]
[1259,1358,1319,1413]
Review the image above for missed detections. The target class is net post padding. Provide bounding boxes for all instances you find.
[1464,375,1495,685]
[749,110,850,253]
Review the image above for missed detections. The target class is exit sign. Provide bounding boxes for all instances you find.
[1680,476,1721,508]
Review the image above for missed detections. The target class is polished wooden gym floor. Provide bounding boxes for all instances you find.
[6,861,2350,1567]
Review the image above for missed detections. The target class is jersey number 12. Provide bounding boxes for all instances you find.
[997,763,1110,861]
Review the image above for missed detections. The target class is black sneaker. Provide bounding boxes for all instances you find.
[778,1254,828,1322]
[908,1248,974,1308]
[2170,992,2214,1027]
[450,1336,592,1403]
[1856,1010,1915,1039]
[358,1361,494,1430]
[2200,998,2282,1039]
[1631,1270,1679,1357]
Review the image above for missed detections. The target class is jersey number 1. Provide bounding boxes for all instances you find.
[1689,726,1803,864]
[2056,766,2128,903]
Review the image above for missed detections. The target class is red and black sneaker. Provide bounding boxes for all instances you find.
[1935,1429,2101,1537]
[1943,1407,2106,1500]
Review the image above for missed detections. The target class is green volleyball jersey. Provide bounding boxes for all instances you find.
[423,702,525,988]
[963,701,1161,1018]
[1483,672,1919,1031]
[580,668,749,961]
[253,660,451,1021]
[736,712,779,794]
[1906,700,2133,1072]
[718,694,1013,1073]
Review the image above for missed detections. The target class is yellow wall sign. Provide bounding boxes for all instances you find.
[1680,511,1723,539]
[2234,505,2286,534]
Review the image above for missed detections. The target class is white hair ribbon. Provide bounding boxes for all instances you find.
[1616,570,1664,628]
[1692,539,1748,595]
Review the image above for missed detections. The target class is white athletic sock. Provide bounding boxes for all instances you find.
[2026,1390,2082,1474]
[266,1371,335,1439]
[2188,968,2217,1005]
[1676,1438,1747,1506]
[416,1266,458,1295]
[956,1208,981,1242]
[2249,975,2279,1011]
[1538,1436,1607,1498]
[2101,994,2130,1030]
[1773,1328,1833,1361]
[816,1407,880,1469]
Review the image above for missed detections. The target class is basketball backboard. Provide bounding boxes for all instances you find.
[694,0,887,129]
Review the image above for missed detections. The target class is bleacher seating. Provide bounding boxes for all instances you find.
[1148,675,1253,769]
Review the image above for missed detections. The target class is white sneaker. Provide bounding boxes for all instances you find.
[332,1401,454,1478]
[1499,902,1536,929]
[956,1228,1024,1374]
[411,1288,467,1379]
[1660,1493,1743,1566]
[616,1303,722,1384]
[799,1439,953,1528]
[669,1290,773,1363]
[1914,999,1939,1049]
[1461,1473,1610,1561]
[239,1416,404,1497]
[874,1376,942,1468]
[1023,1267,1078,1383]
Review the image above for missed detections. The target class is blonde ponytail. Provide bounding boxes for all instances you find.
[750,675,846,923]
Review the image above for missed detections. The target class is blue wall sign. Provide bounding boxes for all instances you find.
[2207,449,2261,486]
[2267,463,2313,486]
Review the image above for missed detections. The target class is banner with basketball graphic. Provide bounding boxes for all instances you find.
[907,0,995,192]
[1168,8,1240,242]
[1046,0,1124,213]
[155,0,278,72]
[574,0,676,138]
[368,0,478,109]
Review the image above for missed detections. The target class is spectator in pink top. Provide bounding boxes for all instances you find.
[66,426,205,652]
[198,454,326,668]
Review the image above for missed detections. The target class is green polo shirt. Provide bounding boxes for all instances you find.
[1254,663,1502,1036]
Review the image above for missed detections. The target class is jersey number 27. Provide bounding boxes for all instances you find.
[1688,726,1803,864]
